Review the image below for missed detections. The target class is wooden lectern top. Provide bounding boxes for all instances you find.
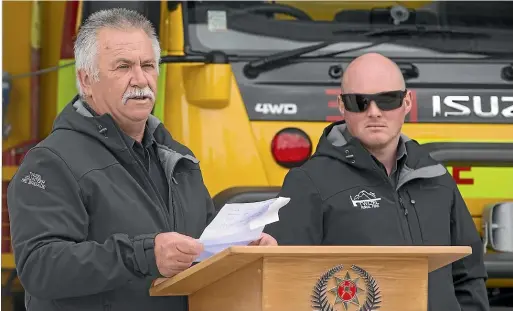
[149,245,471,296]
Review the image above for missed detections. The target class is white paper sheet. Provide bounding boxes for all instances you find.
[195,197,290,261]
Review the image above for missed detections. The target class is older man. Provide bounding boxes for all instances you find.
[7,8,275,311]
[265,53,489,311]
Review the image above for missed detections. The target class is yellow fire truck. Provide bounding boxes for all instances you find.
[2,1,512,310]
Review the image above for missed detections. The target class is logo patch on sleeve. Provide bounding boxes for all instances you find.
[21,172,46,190]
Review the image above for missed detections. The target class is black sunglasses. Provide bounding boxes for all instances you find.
[340,90,407,113]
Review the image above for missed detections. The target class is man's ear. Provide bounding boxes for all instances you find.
[337,95,345,116]
[403,90,413,115]
[77,69,94,97]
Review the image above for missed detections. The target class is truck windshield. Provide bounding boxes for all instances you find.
[183,1,513,58]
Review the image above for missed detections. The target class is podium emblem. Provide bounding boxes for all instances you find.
[312,264,381,311]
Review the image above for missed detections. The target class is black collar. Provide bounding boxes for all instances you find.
[122,125,156,149]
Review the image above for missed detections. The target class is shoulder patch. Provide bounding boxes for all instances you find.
[21,172,47,190]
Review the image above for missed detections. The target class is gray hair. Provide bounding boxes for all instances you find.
[74,8,161,96]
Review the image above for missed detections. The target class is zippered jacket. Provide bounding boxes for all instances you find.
[7,96,216,311]
[265,120,489,311]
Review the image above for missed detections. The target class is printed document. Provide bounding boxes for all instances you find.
[195,197,290,261]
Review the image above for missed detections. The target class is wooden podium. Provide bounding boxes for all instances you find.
[149,246,471,311]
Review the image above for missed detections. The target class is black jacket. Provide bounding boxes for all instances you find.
[7,96,216,311]
[265,121,489,311]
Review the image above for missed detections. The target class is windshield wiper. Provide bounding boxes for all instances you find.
[243,42,327,78]
[342,25,492,39]
[243,39,390,79]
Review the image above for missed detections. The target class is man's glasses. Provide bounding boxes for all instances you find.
[339,90,407,113]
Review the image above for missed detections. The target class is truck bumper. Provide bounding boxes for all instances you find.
[485,252,513,279]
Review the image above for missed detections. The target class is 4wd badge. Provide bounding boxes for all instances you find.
[312,265,381,311]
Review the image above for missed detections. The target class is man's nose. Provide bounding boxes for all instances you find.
[366,101,383,117]
[130,65,149,88]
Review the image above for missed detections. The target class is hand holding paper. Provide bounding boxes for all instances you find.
[248,233,277,246]
[195,197,289,261]
[154,232,204,277]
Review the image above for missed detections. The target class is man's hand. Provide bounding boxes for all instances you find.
[248,233,278,246]
[154,232,204,277]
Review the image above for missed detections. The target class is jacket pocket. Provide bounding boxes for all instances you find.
[407,184,453,245]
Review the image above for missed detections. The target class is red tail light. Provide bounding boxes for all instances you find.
[271,128,312,168]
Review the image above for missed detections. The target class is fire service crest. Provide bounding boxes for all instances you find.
[312,265,381,311]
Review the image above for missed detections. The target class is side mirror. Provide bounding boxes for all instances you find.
[482,202,513,253]
[183,64,232,109]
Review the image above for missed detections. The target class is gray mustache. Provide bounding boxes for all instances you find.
[122,87,155,105]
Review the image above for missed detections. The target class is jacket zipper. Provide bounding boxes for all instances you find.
[144,147,173,230]
[370,161,413,244]
[168,159,190,234]
[398,194,414,243]
[170,176,178,231]
[399,196,408,217]
[164,155,186,233]
[132,149,173,231]
[405,189,425,243]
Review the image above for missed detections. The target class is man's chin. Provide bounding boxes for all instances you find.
[360,135,393,150]
[123,105,154,122]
